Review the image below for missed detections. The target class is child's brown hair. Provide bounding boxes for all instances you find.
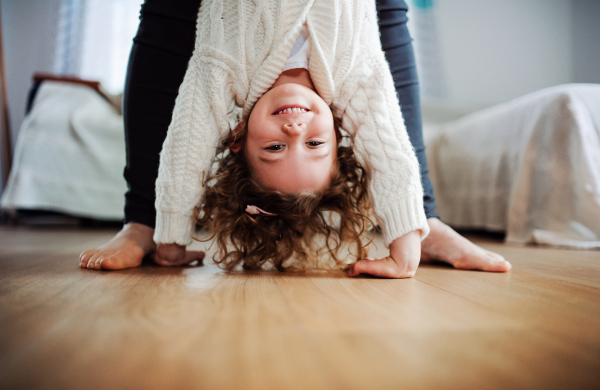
[193,118,373,271]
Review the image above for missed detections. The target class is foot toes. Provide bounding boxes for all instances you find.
[86,252,101,269]
[79,250,96,268]
[77,223,154,271]
[499,260,511,272]
[484,261,512,272]
[484,252,511,271]
[98,255,121,270]
[93,256,107,270]
[488,251,506,263]
[452,251,511,273]
[484,256,511,272]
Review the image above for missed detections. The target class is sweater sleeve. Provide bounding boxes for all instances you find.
[153,51,234,246]
[336,17,430,246]
[341,56,429,246]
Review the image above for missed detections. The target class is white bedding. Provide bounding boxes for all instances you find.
[1,82,127,220]
[425,84,600,249]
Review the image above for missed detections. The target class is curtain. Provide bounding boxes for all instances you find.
[54,0,143,94]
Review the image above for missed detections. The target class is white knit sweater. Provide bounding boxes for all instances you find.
[154,0,430,247]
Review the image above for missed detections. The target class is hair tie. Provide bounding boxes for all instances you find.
[245,205,277,216]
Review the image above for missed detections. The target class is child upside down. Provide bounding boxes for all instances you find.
[80,0,511,277]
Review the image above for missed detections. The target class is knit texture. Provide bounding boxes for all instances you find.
[154,0,430,247]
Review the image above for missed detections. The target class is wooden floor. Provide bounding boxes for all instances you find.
[1,225,599,390]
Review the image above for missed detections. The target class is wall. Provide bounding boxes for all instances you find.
[432,0,574,107]
[571,0,600,84]
[0,0,60,191]
[408,0,600,108]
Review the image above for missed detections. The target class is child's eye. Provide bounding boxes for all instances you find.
[306,141,323,147]
[265,145,284,151]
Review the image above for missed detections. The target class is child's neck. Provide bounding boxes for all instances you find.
[270,68,316,91]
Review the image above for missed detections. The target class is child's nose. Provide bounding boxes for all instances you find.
[282,122,305,136]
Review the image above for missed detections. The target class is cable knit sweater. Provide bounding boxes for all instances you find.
[154,0,430,247]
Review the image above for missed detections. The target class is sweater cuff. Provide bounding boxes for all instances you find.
[153,211,195,246]
[378,196,430,247]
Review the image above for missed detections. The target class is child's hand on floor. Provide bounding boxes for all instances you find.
[153,243,205,267]
[348,230,421,278]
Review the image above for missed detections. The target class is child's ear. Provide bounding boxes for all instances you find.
[230,142,242,153]
[230,120,245,153]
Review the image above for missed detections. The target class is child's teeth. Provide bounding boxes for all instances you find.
[275,107,308,114]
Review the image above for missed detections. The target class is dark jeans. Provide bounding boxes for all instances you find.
[123,0,438,228]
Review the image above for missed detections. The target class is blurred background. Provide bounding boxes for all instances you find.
[1,0,143,197]
[406,0,600,113]
[0,0,599,246]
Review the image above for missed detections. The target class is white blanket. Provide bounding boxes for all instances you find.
[1,82,127,220]
[425,84,600,249]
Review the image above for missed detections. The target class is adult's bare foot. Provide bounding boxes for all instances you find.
[421,218,511,272]
[79,222,156,270]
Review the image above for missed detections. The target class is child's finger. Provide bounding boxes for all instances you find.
[154,250,205,266]
[184,250,206,265]
[349,258,388,277]
[347,257,374,277]
[349,257,414,279]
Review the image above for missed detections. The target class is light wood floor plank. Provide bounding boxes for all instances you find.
[305,328,600,390]
[271,271,519,333]
[1,226,599,389]
[271,269,597,389]
[467,238,600,289]
[0,251,333,389]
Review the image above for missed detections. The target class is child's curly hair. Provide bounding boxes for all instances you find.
[193,117,374,271]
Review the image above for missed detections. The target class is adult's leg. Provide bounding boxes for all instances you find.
[376,0,437,219]
[124,0,201,227]
[80,0,203,270]
[375,0,510,272]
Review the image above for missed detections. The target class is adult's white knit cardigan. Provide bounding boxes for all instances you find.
[154,0,430,247]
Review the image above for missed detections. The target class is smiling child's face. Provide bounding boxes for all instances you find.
[246,83,337,194]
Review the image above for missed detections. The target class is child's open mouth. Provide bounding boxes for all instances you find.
[272,105,311,115]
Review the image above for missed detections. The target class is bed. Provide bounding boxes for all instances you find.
[1,79,127,220]
[424,84,600,249]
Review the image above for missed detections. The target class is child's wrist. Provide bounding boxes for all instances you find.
[388,230,421,268]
